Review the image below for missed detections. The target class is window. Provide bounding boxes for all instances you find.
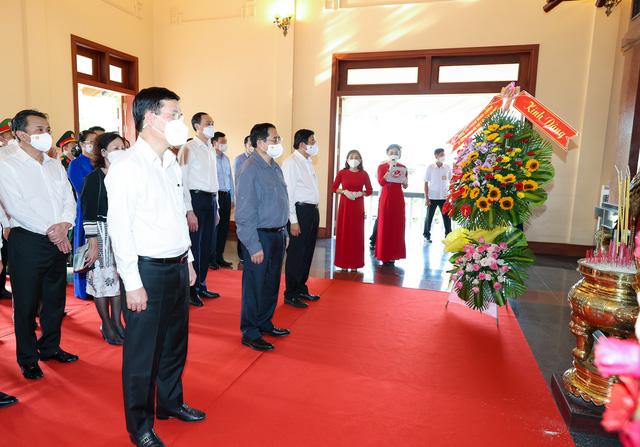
[76,55,94,76]
[347,67,419,85]
[438,63,520,83]
[109,65,123,83]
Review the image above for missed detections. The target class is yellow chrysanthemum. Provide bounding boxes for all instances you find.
[486,133,500,141]
[513,148,522,153]
[491,148,500,153]
[499,197,514,210]
[470,187,480,199]
[501,156,511,163]
[526,159,540,172]
[487,188,502,202]
[499,124,515,130]
[522,179,539,191]
[494,137,501,143]
[476,197,491,212]
[488,124,500,132]
[494,174,504,183]
[517,192,525,199]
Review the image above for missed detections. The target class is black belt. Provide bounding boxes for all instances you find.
[139,251,189,264]
[258,227,285,233]
[12,227,49,239]
[190,190,216,197]
[295,202,318,209]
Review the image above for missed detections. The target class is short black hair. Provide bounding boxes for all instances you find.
[244,135,251,145]
[250,123,275,148]
[93,132,123,169]
[133,87,180,132]
[191,112,208,131]
[293,129,314,150]
[212,131,226,142]
[79,130,96,143]
[11,109,48,133]
[88,126,105,133]
[434,148,445,156]
[386,144,402,154]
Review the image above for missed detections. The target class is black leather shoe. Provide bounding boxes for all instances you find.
[260,327,290,337]
[189,294,204,307]
[284,297,308,309]
[217,259,233,268]
[40,349,79,363]
[130,429,165,447]
[157,403,206,422]
[20,362,43,380]
[209,262,220,270]
[0,289,11,299]
[299,292,320,302]
[242,337,274,351]
[199,289,220,299]
[0,391,18,408]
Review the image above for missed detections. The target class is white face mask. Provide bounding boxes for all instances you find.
[348,159,361,169]
[158,116,189,147]
[437,156,445,163]
[29,133,53,152]
[202,125,216,138]
[84,143,94,154]
[267,143,284,159]
[306,144,319,157]
[218,144,228,153]
[389,154,400,162]
[106,150,124,164]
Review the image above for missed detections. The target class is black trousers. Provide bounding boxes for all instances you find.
[369,218,378,246]
[423,199,452,239]
[215,191,231,262]
[240,229,285,340]
[189,191,216,294]
[285,204,319,299]
[1,234,8,292]
[9,228,67,365]
[122,258,189,438]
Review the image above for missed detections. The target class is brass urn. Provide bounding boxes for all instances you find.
[563,259,638,405]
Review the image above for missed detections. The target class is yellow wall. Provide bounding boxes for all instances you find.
[2,0,631,247]
[0,0,154,137]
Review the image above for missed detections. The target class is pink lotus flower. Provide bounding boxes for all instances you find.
[595,338,640,378]
[620,419,640,447]
[493,282,502,290]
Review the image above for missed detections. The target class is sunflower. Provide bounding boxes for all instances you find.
[499,197,514,210]
[467,152,479,161]
[526,159,540,172]
[487,124,500,132]
[487,187,501,202]
[522,179,539,191]
[461,185,470,198]
[476,196,491,212]
[502,174,516,184]
[486,133,500,141]
[461,172,472,182]
[459,160,471,168]
[470,187,480,199]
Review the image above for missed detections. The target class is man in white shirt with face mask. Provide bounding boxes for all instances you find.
[106,87,204,447]
[0,109,78,381]
[281,129,321,309]
[177,112,220,306]
[423,147,452,243]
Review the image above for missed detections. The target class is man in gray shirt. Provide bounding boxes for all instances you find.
[235,122,290,351]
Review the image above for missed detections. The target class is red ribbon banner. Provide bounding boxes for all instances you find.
[448,95,502,149]
[512,92,578,149]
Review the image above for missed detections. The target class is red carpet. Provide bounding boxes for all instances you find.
[0,271,573,446]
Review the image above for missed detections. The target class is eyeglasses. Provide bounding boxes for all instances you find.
[266,136,282,144]
[161,111,184,121]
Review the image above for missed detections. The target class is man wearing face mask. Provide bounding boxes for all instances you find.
[0,109,78,380]
[0,118,14,147]
[236,123,290,351]
[212,132,234,269]
[423,148,452,243]
[56,131,77,170]
[281,129,321,309]
[177,112,220,307]
[68,129,98,300]
[105,87,203,447]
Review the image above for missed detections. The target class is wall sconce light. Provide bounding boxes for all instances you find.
[274,15,293,37]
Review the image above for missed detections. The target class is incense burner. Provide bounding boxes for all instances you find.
[562,259,638,405]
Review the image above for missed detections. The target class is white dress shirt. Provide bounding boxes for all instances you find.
[105,137,193,292]
[281,150,320,224]
[177,136,219,212]
[424,163,452,200]
[0,142,76,235]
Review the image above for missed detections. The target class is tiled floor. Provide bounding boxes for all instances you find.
[220,227,620,447]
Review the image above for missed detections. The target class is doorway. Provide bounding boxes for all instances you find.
[77,84,131,136]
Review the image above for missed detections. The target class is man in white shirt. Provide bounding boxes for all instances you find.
[106,87,204,447]
[0,226,18,408]
[177,112,220,307]
[0,110,78,381]
[423,148,452,243]
[282,129,321,309]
